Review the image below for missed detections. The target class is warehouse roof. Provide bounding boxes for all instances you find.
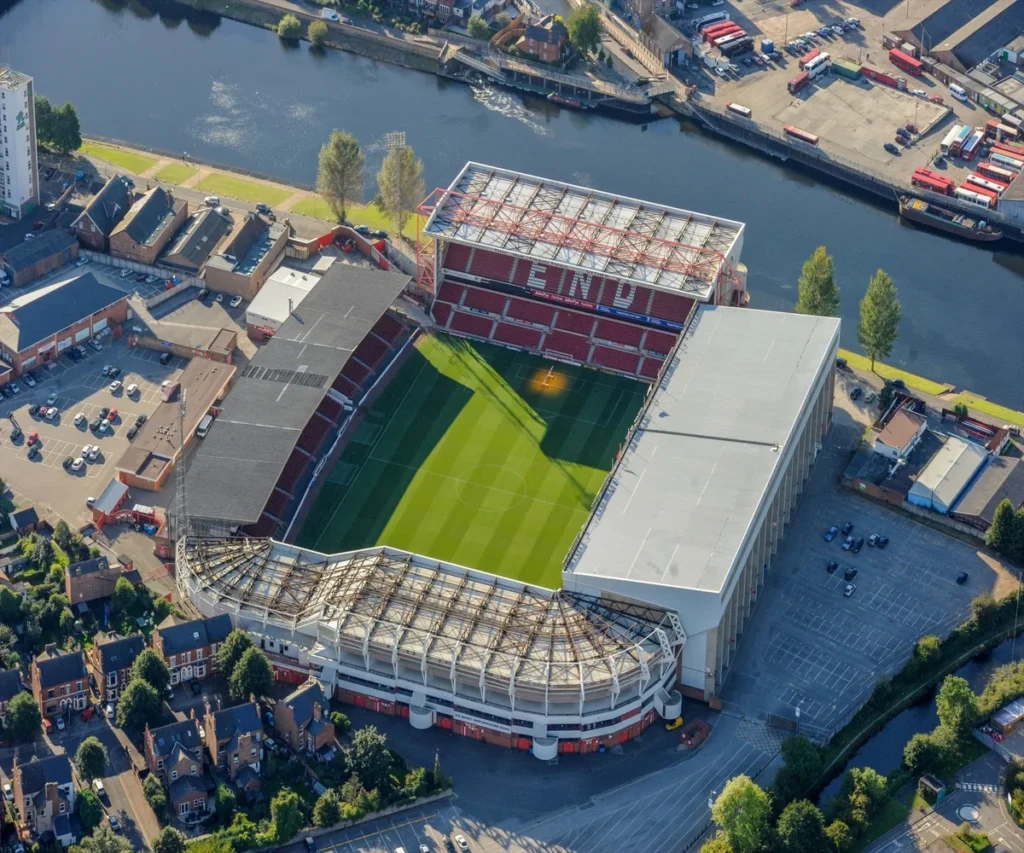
[187,265,410,524]
[0,273,126,355]
[110,187,184,248]
[0,229,76,273]
[162,207,231,270]
[952,456,1024,524]
[909,435,988,509]
[567,306,839,596]
[245,266,320,328]
[425,162,744,301]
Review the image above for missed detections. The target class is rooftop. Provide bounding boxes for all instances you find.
[0,229,77,273]
[205,215,286,276]
[148,718,203,757]
[34,647,87,688]
[0,273,126,355]
[179,537,681,701]
[16,754,73,793]
[567,305,839,596]
[424,162,744,301]
[0,66,32,91]
[187,264,410,525]
[245,266,321,328]
[156,613,232,656]
[952,456,1024,524]
[909,435,989,509]
[74,175,133,237]
[162,207,231,270]
[110,187,185,248]
[93,632,144,673]
[875,408,927,452]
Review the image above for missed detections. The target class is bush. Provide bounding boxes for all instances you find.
[308,20,329,46]
[277,13,303,39]
[330,710,352,735]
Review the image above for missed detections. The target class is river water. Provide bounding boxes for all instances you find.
[2,0,1022,403]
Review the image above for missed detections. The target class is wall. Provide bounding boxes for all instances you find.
[8,298,128,376]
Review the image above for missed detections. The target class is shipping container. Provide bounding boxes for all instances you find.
[798,48,821,69]
[940,125,963,155]
[784,124,820,145]
[831,58,862,80]
[889,48,923,76]
[727,102,752,118]
[966,173,1008,194]
[694,11,729,30]
[900,42,917,57]
[861,65,899,88]
[787,71,811,94]
[954,186,995,210]
[992,151,1024,170]
[978,162,1018,182]
[961,130,984,161]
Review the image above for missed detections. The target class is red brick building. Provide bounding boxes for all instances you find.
[85,632,144,702]
[151,614,232,686]
[516,14,568,63]
[71,175,134,252]
[273,680,335,759]
[31,645,88,717]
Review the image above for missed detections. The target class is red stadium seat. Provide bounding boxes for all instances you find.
[443,243,473,272]
[469,248,514,282]
[642,329,677,356]
[506,297,555,326]
[639,356,664,380]
[317,396,344,423]
[276,448,311,492]
[544,330,590,362]
[263,488,290,521]
[247,513,278,537]
[493,322,543,350]
[594,318,643,347]
[554,310,596,336]
[451,311,495,339]
[352,335,389,370]
[463,285,509,315]
[372,313,404,344]
[648,291,695,323]
[342,359,371,384]
[437,281,466,305]
[432,300,453,328]
[297,415,332,454]
[332,374,359,399]
[592,346,641,375]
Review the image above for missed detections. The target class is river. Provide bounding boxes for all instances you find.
[2,0,1022,404]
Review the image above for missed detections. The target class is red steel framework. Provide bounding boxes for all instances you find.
[415,186,743,304]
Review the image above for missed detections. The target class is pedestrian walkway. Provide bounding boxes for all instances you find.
[957,782,999,793]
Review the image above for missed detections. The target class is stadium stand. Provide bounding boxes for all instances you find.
[639,356,664,380]
[437,280,466,305]
[463,285,509,315]
[342,359,371,385]
[506,297,556,326]
[545,329,591,362]
[332,374,359,399]
[263,488,290,521]
[318,396,344,423]
[276,448,311,493]
[493,322,545,350]
[352,335,389,370]
[433,300,454,328]
[372,313,404,344]
[642,329,677,355]
[443,243,473,272]
[554,310,597,336]
[297,415,332,455]
[451,311,496,339]
[248,514,277,537]
[592,346,641,375]
[469,248,514,282]
[649,290,695,324]
[594,318,644,347]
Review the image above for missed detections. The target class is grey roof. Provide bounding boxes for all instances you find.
[169,774,207,801]
[282,681,328,728]
[525,15,568,43]
[93,479,130,515]
[952,456,1024,523]
[187,265,411,524]
[908,436,988,511]
[0,229,77,273]
[566,306,839,597]
[0,668,23,703]
[308,717,329,737]
[205,215,286,276]
[9,507,38,528]
[906,0,997,51]
[0,273,126,355]
[150,718,204,757]
[162,207,231,270]
[35,648,87,688]
[93,632,144,673]
[111,187,184,248]
[52,813,72,839]
[68,556,110,578]
[157,614,232,656]
[17,754,73,793]
[234,765,260,788]
[943,1,1024,69]
[74,175,133,236]
[211,701,262,743]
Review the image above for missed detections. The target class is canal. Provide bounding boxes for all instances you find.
[2,0,1022,404]
[819,637,1020,805]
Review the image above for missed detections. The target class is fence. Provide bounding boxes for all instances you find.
[80,250,200,307]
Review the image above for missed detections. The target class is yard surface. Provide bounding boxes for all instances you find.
[195,172,292,207]
[154,162,198,184]
[76,142,158,175]
[297,334,644,587]
[289,196,420,241]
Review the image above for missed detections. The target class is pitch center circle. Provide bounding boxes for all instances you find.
[455,464,528,513]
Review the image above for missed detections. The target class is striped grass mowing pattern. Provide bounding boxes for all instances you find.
[297,333,646,589]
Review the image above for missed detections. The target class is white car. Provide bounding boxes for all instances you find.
[911,88,926,96]
[89,339,103,351]
[92,778,106,797]
[844,583,856,597]
[229,295,243,308]
[87,446,99,462]
[3,782,12,801]
[99,419,111,433]
[71,457,84,472]
[56,716,66,730]
[102,365,113,376]
[126,383,139,397]
[23,233,34,242]
[145,274,159,284]
[75,257,90,267]
[44,407,58,420]
[105,703,115,720]
[46,392,58,406]
[204,195,220,206]
[86,496,95,508]
[109,380,122,393]
[831,25,843,34]
[9,383,19,394]
[215,293,225,303]
[23,374,36,388]
[74,413,86,426]
[119,269,134,279]
[455,836,469,851]
[321,8,340,20]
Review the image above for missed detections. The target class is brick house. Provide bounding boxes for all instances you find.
[0,229,78,288]
[516,14,567,63]
[160,206,232,274]
[31,645,88,717]
[204,699,263,796]
[71,174,134,252]
[273,680,335,758]
[65,554,142,607]
[203,214,288,300]
[12,754,76,847]
[109,187,188,266]
[0,668,23,721]
[152,614,232,686]
[143,715,209,820]
[86,631,144,702]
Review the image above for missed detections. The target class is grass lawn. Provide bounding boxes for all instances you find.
[154,162,198,185]
[77,142,158,175]
[288,196,420,241]
[196,172,292,207]
[838,349,950,396]
[851,798,911,853]
[297,334,645,587]
[951,392,1024,430]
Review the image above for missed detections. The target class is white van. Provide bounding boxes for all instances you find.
[0,270,9,287]
[197,413,215,438]
[949,83,968,102]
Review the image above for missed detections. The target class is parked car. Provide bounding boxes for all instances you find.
[87,446,99,462]
[89,417,102,432]
[884,142,901,156]
[843,566,858,581]
[455,836,469,851]
[842,536,854,551]
[45,407,58,420]
[76,257,90,267]
[841,522,853,534]
[304,838,318,853]
[215,293,225,303]
[826,560,838,574]
[105,702,115,720]
[26,432,39,446]
[92,778,106,798]
[119,269,134,279]
[80,705,95,722]
[159,352,173,365]
[108,367,121,379]
[849,386,862,400]
[843,583,856,598]
[868,534,879,547]
[957,572,969,585]
[126,383,139,397]
[876,535,889,548]
[204,196,220,206]
[850,537,864,553]
[135,412,147,426]
[256,202,273,215]
[144,274,159,284]
[108,814,120,833]
[28,404,40,417]
[229,295,243,308]
[62,457,73,470]
[9,383,20,394]
[23,373,36,388]
[2,783,12,801]
[109,380,122,393]
[102,364,113,376]
[824,526,838,541]
[108,409,119,422]
[56,716,65,731]
[190,679,202,696]
[126,425,138,440]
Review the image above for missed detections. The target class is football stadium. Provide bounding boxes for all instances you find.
[176,164,839,756]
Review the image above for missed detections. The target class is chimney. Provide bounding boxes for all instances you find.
[216,696,222,711]
[43,643,57,654]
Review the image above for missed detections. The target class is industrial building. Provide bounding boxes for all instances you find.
[244,266,321,337]
[203,213,288,299]
[0,67,38,220]
[950,456,1024,531]
[907,435,989,514]
[0,229,78,287]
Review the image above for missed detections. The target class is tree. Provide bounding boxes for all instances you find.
[1014,507,1024,563]
[825,820,852,853]
[0,587,20,623]
[495,11,512,29]
[152,827,186,853]
[317,130,365,222]
[773,735,822,803]
[77,787,103,832]
[277,13,302,39]
[711,775,772,853]
[50,102,82,155]
[376,143,425,235]
[936,675,978,739]
[270,787,304,843]
[308,20,329,46]
[838,767,887,828]
[131,648,171,695]
[217,629,254,680]
[857,269,901,371]
[35,95,56,146]
[70,824,132,853]
[987,498,1017,554]
[345,725,392,794]
[143,775,168,819]
[216,783,236,825]
[228,646,273,700]
[795,246,840,317]
[115,679,159,729]
[6,692,42,740]
[776,800,828,853]
[54,519,73,552]
[75,736,109,781]
[566,4,601,56]
[330,710,352,735]
[699,837,734,853]
[313,788,341,827]
[32,536,54,568]
[973,593,999,628]
[467,14,492,39]
[112,576,138,617]
[915,634,941,666]
[903,731,943,775]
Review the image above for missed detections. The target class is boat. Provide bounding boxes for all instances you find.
[547,92,586,109]
[898,195,1003,242]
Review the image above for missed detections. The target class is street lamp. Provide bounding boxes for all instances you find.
[384,131,407,238]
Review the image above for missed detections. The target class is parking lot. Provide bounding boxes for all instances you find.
[720,414,996,739]
[0,337,187,523]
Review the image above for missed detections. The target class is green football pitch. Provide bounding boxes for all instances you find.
[297,333,646,588]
